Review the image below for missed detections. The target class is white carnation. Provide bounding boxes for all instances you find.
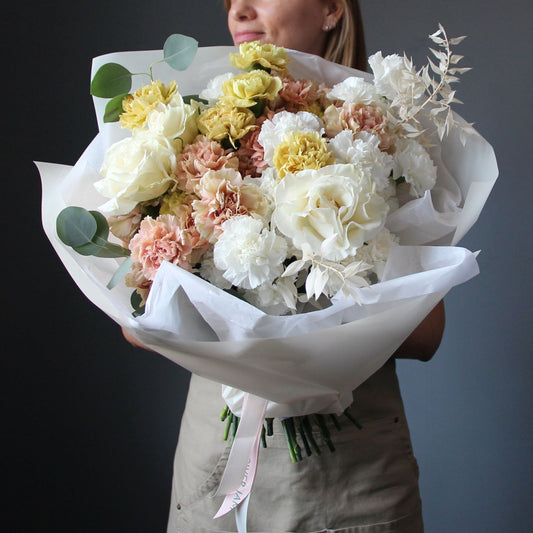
[247,167,279,219]
[328,131,394,192]
[199,72,234,104]
[258,110,324,165]
[354,227,399,280]
[198,248,233,290]
[393,138,437,197]
[368,52,425,102]
[327,76,381,106]
[214,215,288,289]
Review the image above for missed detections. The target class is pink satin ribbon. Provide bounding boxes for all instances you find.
[214,393,268,532]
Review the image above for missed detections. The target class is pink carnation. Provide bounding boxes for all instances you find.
[175,135,239,192]
[192,169,266,243]
[129,214,207,279]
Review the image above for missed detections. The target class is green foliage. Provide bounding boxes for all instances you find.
[130,291,146,317]
[90,63,132,98]
[56,207,130,258]
[104,93,130,123]
[163,34,198,71]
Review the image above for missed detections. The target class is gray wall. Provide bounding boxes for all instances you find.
[6,0,531,531]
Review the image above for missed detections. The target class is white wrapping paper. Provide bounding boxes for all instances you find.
[37,46,498,418]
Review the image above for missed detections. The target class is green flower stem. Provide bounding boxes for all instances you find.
[232,413,239,442]
[314,414,335,453]
[266,418,274,436]
[343,408,363,430]
[223,412,233,441]
[295,417,312,457]
[220,404,229,421]
[281,419,299,463]
[261,425,267,449]
[286,418,302,461]
[302,416,321,456]
[330,414,342,431]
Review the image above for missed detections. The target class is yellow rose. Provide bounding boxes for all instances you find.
[198,104,257,146]
[230,41,289,74]
[120,80,178,130]
[273,131,334,178]
[221,70,282,108]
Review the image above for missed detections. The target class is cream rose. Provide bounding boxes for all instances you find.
[272,164,389,261]
[95,129,177,215]
[146,94,198,150]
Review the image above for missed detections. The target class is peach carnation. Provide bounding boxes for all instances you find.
[278,77,320,112]
[129,214,206,279]
[324,103,392,149]
[175,135,239,192]
[192,169,267,243]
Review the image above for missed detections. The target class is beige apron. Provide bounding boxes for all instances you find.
[167,359,423,532]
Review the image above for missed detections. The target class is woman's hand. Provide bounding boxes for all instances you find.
[122,327,154,351]
[393,300,445,362]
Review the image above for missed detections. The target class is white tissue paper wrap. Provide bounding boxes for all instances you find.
[37,46,498,419]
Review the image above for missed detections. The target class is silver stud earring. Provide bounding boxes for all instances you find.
[324,24,330,31]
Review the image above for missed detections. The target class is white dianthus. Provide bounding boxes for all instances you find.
[199,72,234,104]
[328,131,394,192]
[214,215,288,289]
[393,138,437,197]
[327,76,381,106]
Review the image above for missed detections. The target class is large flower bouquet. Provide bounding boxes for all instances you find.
[38,26,497,524]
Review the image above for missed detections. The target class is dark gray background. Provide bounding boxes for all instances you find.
[5,1,531,531]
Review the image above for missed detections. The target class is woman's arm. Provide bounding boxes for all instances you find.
[393,300,445,362]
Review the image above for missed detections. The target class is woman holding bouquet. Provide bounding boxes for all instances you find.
[124,1,445,531]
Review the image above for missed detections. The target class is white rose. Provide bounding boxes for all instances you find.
[95,129,177,215]
[272,164,389,262]
[328,130,394,192]
[368,52,425,102]
[146,94,198,149]
[258,110,324,165]
[214,215,288,289]
[393,138,437,197]
[327,76,381,106]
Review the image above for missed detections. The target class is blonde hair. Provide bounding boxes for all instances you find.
[223,0,367,71]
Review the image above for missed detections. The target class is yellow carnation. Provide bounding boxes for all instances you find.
[273,131,334,179]
[230,41,289,74]
[198,104,257,147]
[221,70,282,108]
[120,80,178,130]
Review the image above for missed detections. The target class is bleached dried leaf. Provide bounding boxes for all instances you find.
[449,35,467,45]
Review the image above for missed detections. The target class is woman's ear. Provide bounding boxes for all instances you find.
[323,0,344,29]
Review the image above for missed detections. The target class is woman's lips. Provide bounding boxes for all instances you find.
[233,32,264,44]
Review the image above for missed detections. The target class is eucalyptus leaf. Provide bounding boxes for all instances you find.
[57,206,130,258]
[104,93,129,123]
[163,34,198,71]
[56,206,97,247]
[90,63,132,98]
[107,257,133,289]
[131,291,145,317]
[183,94,208,105]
